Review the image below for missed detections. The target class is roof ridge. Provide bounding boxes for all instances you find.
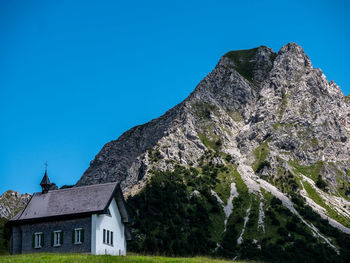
[32,182,118,194]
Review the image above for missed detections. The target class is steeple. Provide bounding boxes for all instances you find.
[40,164,51,194]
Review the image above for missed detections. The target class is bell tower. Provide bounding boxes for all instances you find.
[40,162,51,194]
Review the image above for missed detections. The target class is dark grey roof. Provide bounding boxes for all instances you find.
[10,182,130,224]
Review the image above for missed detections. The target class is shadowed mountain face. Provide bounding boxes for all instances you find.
[76,43,350,261]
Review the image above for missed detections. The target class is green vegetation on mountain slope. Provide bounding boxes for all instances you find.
[0,218,10,255]
[126,150,350,263]
[286,160,350,227]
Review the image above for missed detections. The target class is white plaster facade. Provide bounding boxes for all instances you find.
[91,199,126,255]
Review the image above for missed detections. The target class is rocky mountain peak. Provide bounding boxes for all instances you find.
[278,42,311,64]
[77,43,350,194]
[220,45,276,85]
[272,43,313,81]
[74,44,350,253]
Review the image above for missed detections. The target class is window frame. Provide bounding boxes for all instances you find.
[53,230,62,247]
[74,228,83,244]
[34,232,43,249]
[103,229,114,246]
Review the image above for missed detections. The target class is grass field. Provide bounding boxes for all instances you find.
[0,253,256,263]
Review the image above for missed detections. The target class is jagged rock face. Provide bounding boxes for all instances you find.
[76,46,276,189]
[0,191,31,219]
[76,43,350,234]
[246,43,348,161]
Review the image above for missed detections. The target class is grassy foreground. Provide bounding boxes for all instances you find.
[0,253,255,263]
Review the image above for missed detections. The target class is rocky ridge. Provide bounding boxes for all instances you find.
[0,191,31,219]
[78,44,350,199]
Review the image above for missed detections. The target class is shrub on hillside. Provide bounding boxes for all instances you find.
[316,175,328,191]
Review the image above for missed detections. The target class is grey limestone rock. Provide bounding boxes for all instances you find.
[76,43,350,232]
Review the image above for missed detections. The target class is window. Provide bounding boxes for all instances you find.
[73,228,84,244]
[53,230,63,247]
[103,229,113,246]
[33,232,43,248]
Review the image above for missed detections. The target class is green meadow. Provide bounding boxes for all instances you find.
[0,253,256,263]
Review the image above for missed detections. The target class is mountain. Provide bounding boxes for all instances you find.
[75,43,350,262]
[0,191,31,220]
[2,43,350,261]
[0,191,31,254]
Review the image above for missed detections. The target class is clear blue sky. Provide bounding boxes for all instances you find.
[1,0,349,194]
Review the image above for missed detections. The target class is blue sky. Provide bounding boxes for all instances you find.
[1,0,349,194]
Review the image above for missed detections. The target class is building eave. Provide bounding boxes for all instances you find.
[7,210,105,226]
[103,183,131,224]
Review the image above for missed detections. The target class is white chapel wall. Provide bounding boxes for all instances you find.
[91,198,126,255]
